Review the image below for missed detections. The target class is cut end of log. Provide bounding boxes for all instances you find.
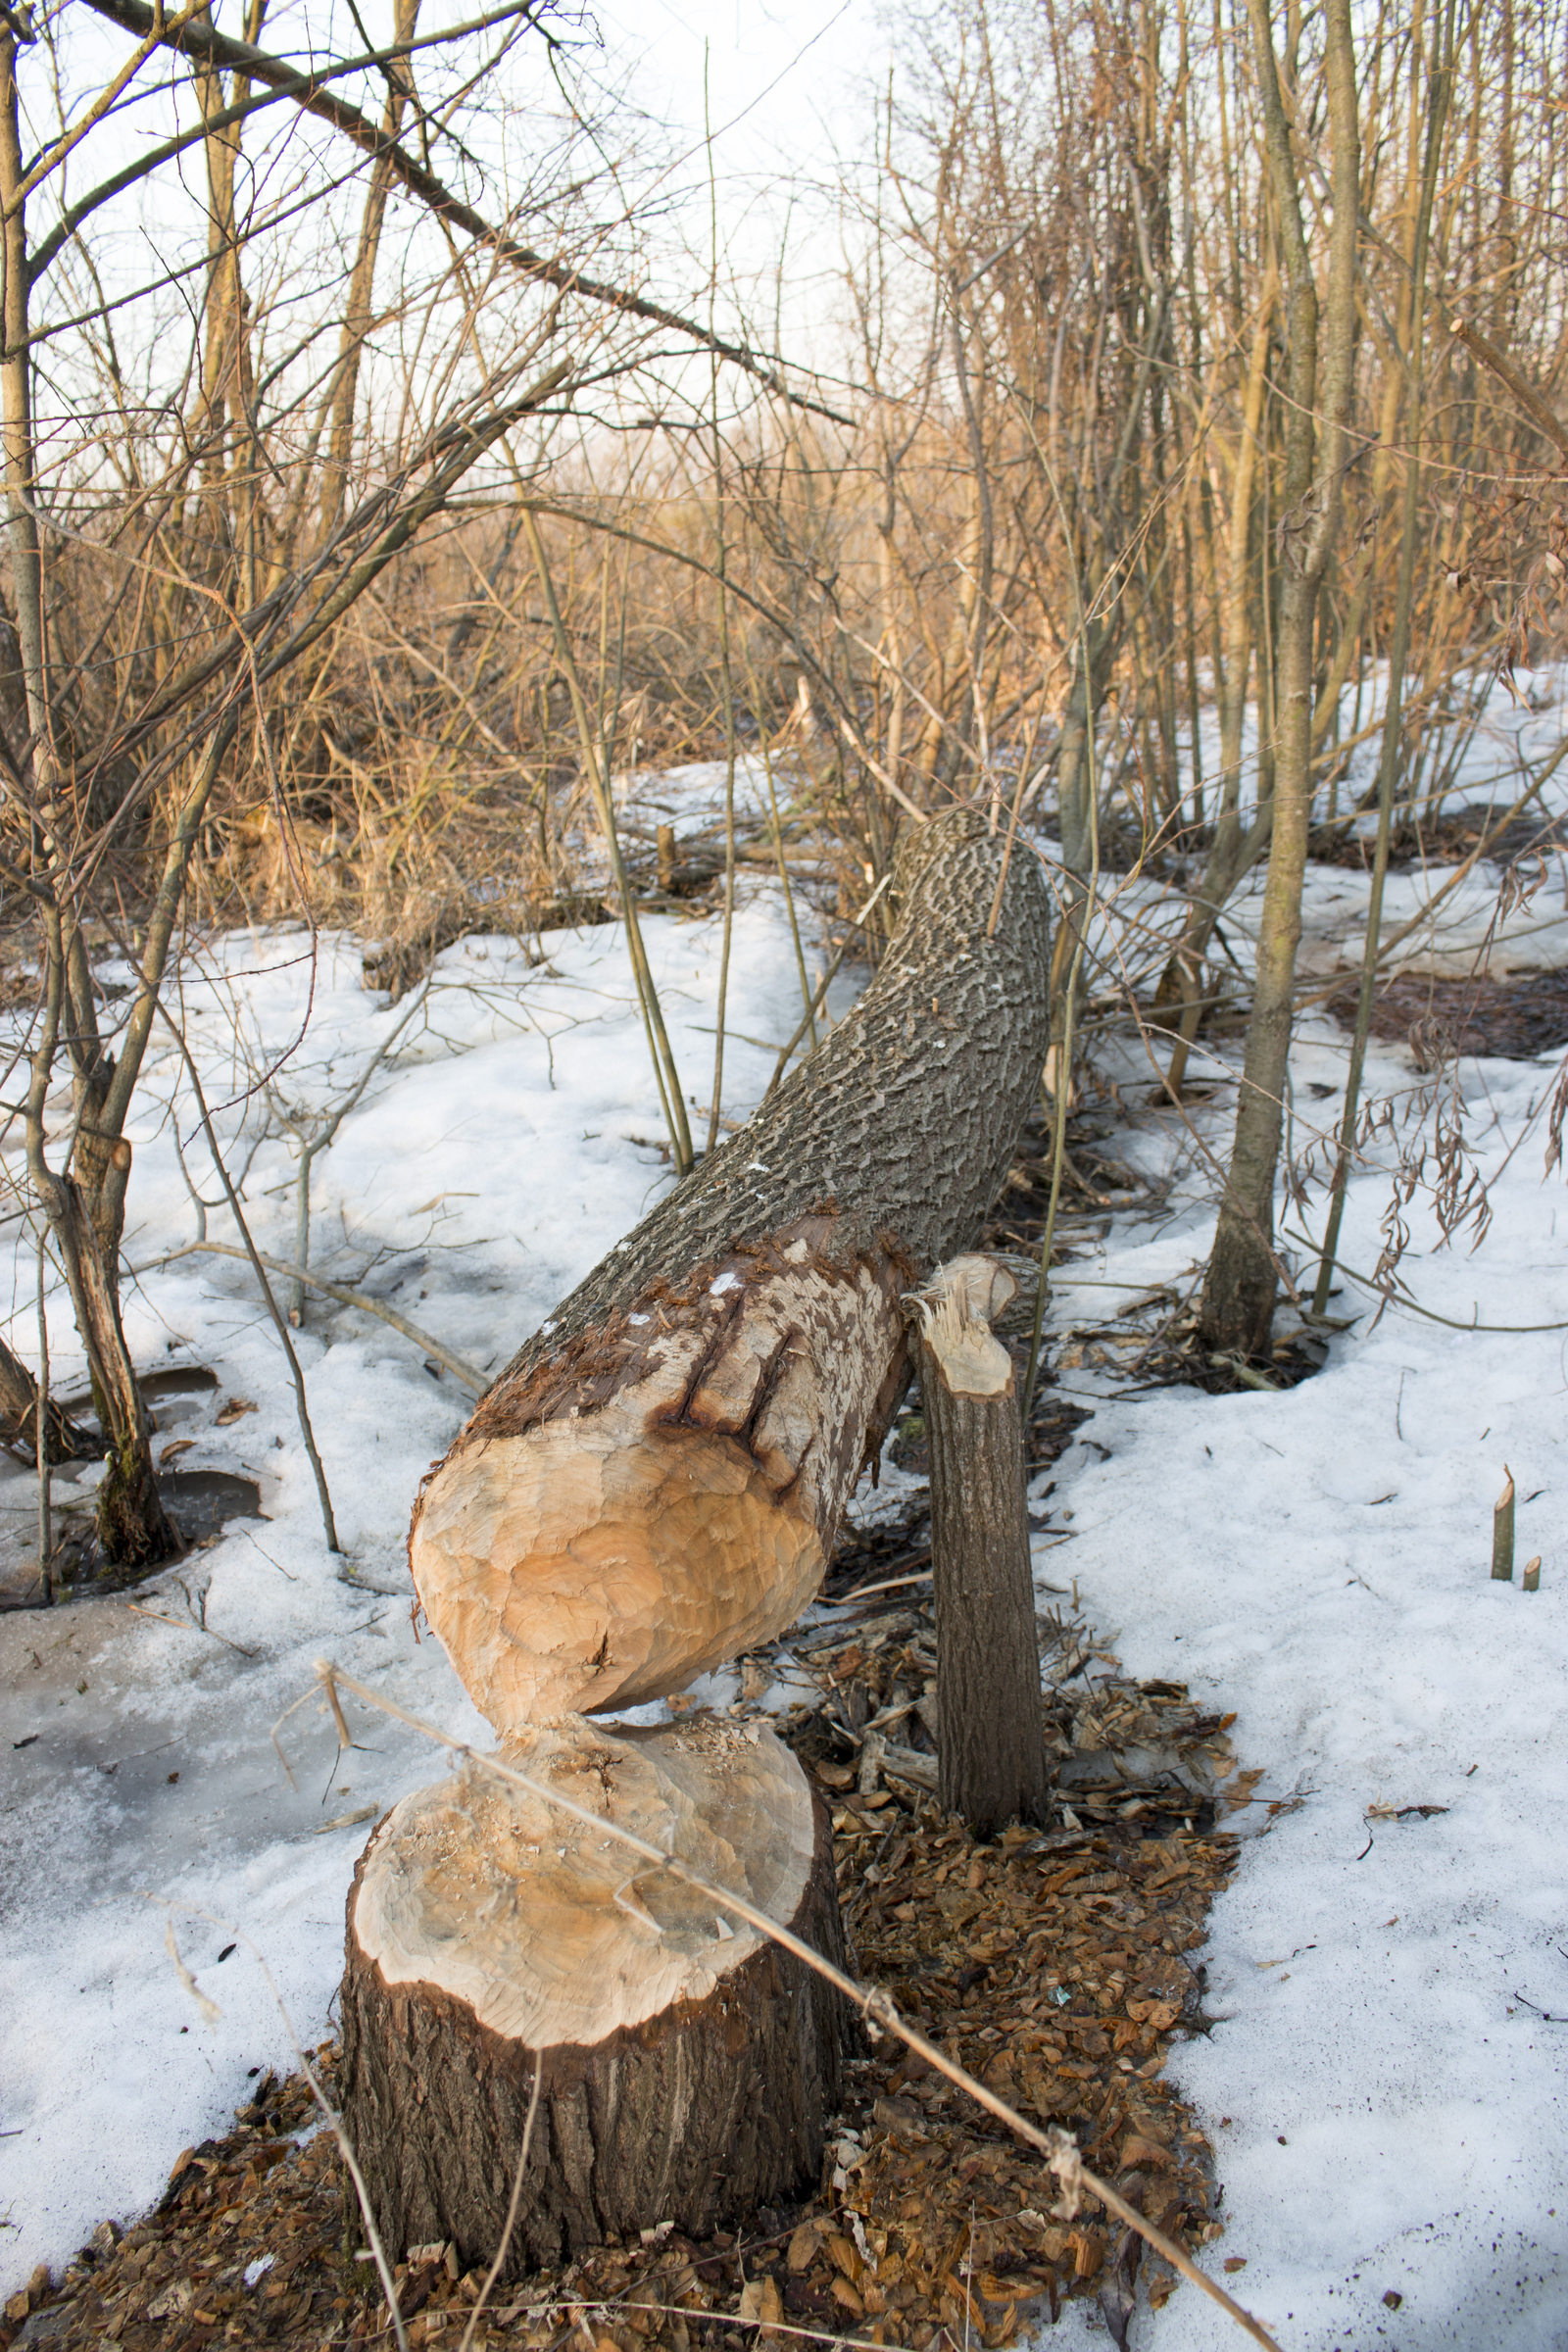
[411,1399,824,1726]
[411,1230,907,1730]
[353,1715,817,2047]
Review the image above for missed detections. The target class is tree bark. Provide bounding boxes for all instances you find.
[1200,0,1359,1355]
[0,1334,92,1465]
[410,806,1053,1736]
[911,1254,1048,1837]
[340,1720,846,2274]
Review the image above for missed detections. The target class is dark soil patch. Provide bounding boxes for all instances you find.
[1309,805,1568,872]
[1326,963,1568,1063]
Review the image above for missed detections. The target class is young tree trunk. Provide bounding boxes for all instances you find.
[410,807,1053,1735]
[340,1718,846,2273]
[910,1254,1047,1836]
[317,0,420,546]
[0,33,181,1566]
[1199,0,1359,1355]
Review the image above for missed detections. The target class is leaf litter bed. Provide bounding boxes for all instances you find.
[3,1552,1260,2352]
[1326,961,1568,1062]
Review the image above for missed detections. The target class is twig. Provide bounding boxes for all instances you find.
[123,1598,259,1657]
[1283,1224,1568,1333]
[306,1662,1285,2352]
[162,1013,340,1552]
[145,1240,486,1393]
[35,1227,51,1606]
[521,509,694,1177]
[815,1566,934,1606]
[270,981,431,1326]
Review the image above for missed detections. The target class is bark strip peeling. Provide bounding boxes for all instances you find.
[410,807,1052,1732]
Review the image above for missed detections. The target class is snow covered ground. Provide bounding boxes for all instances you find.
[3,713,1567,2348]
[1040,1008,1568,2350]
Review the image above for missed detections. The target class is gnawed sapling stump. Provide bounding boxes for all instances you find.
[341,808,1052,2270]
[908,1253,1048,1836]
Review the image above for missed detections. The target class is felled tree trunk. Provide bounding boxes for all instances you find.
[341,806,1052,2270]
[409,807,1053,1733]
[909,1254,1048,1835]
[340,1718,846,2272]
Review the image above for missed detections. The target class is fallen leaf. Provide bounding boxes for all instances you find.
[159,1438,198,1466]
[737,2277,783,2335]
[216,1396,258,1425]
[825,2232,862,2286]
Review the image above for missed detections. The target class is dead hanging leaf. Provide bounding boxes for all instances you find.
[216,1396,258,1426]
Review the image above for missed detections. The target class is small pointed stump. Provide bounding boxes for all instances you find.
[339,1716,845,2275]
[910,1254,1049,1837]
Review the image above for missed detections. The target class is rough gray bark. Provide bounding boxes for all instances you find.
[339,1788,846,2275]
[493,805,1052,1392]
[914,1258,1048,1836]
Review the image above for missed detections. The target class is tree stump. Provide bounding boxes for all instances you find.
[910,1254,1048,1835]
[340,1717,844,2273]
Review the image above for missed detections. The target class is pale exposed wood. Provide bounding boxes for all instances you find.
[341,1724,845,2271]
[413,1229,905,1729]
[354,1715,817,2047]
